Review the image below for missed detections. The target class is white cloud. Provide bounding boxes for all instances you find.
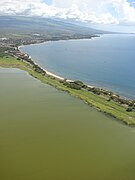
[121,1,135,24]
[53,0,135,25]
[0,0,135,25]
[102,0,135,25]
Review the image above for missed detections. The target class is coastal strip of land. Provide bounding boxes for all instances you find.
[0,52,135,126]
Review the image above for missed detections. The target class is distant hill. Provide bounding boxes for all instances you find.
[0,16,107,36]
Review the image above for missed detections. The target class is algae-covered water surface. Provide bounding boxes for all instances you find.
[0,68,135,180]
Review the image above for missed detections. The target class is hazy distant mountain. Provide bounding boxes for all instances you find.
[0,16,108,36]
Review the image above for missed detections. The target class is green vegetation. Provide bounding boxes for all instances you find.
[126,107,133,112]
[33,64,46,75]
[0,56,135,126]
[0,56,27,68]
[67,82,82,90]
[0,47,9,57]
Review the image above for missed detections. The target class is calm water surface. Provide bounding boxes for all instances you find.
[21,34,135,99]
[0,68,135,180]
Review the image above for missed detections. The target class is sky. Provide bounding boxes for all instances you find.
[0,0,135,32]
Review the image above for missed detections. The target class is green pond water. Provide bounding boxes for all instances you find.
[0,68,135,180]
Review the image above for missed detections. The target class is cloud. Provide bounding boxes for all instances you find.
[53,0,135,25]
[0,0,57,16]
[0,0,135,25]
[102,0,135,25]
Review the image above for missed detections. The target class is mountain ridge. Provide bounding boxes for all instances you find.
[0,16,109,36]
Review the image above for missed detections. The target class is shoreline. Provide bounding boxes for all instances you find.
[18,35,101,80]
[18,44,67,81]
[1,36,135,126]
[0,55,135,126]
[18,39,134,101]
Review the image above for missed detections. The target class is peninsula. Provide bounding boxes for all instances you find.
[0,42,135,126]
[0,16,135,126]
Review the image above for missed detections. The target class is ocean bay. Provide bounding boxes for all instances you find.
[21,34,135,100]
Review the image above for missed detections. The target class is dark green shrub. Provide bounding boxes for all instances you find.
[67,82,82,90]
[126,107,132,112]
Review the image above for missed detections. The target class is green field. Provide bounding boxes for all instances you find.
[0,56,135,126]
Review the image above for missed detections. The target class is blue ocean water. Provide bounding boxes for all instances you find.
[21,34,135,99]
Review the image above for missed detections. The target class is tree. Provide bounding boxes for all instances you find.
[126,107,132,112]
